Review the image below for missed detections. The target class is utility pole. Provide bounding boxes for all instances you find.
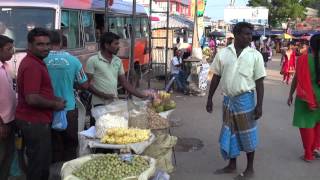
[229,0,235,6]
[191,0,198,52]
[128,0,137,83]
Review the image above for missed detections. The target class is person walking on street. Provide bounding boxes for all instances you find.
[209,35,217,56]
[15,28,65,180]
[206,22,266,180]
[281,42,296,84]
[209,35,216,50]
[44,30,89,162]
[0,35,16,180]
[287,34,320,162]
[260,40,268,67]
[86,32,148,108]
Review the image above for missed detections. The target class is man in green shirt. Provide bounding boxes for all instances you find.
[86,32,147,107]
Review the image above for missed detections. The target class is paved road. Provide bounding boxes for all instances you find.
[169,55,320,180]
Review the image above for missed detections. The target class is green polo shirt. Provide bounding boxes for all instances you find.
[86,52,125,105]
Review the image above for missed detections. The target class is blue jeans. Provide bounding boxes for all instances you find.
[172,71,187,92]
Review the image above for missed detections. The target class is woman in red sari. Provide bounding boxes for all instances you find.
[287,35,320,162]
[281,42,296,84]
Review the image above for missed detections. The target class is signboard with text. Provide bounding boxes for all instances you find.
[224,6,268,25]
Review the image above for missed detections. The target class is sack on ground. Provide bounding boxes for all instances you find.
[151,170,170,180]
[142,134,177,173]
[60,154,156,180]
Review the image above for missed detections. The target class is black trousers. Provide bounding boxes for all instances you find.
[52,109,78,163]
[16,120,51,180]
[0,122,15,180]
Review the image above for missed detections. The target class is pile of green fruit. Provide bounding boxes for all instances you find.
[152,91,176,113]
[73,154,149,180]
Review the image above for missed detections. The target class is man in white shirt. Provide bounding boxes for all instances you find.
[170,47,187,94]
[206,22,266,180]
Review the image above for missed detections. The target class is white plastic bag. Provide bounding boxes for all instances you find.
[92,100,129,138]
[128,100,149,129]
[95,114,128,138]
[91,100,128,120]
[52,110,67,131]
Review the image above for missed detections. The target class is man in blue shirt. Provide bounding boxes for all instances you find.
[45,30,89,162]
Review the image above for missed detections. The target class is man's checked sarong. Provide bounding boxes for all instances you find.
[219,91,258,160]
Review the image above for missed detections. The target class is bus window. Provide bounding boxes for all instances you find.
[141,18,148,38]
[109,17,125,39]
[61,10,83,49]
[82,11,95,42]
[125,17,133,39]
[108,18,117,36]
[134,18,141,38]
[0,7,54,49]
[125,17,141,39]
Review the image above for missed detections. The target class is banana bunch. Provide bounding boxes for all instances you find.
[101,128,151,144]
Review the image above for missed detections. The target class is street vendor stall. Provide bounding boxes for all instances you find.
[78,92,177,155]
[78,100,156,155]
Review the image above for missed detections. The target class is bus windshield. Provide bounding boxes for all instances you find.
[0,7,55,49]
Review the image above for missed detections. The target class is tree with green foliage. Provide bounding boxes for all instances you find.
[248,0,270,7]
[247,0,316,27]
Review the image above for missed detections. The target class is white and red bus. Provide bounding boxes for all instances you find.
[0,0,150,77]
